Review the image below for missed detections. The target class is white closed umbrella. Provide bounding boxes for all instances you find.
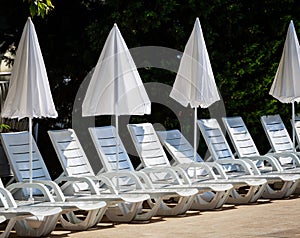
[269,20,300,150]
[1,17,58,200]
[170,18,220,167]
[82,23,151,191]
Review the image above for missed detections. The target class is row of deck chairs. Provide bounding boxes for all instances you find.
[0,114,298,236]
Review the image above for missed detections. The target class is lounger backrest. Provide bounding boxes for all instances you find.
[0,131,51,196]
[48,129,95,178]
[156,129,204,164]
[261,115,294,153]
[89,126,135,172]
[48,129,98,193]
[89,126,137,188]
[222,116,264,168]
[197,119,237,172]
[127,123,171,168]
[291,115,300,149]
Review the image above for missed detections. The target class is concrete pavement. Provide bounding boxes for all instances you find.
[46,195,300,238]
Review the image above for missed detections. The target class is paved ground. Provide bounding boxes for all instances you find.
[45,195,300,238]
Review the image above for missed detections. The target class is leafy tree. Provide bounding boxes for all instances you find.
[1,0,300,172]
[78,0,300,153]
[0,0,54,67]
[23,0,55,18]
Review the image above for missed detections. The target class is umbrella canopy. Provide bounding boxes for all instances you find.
[170,18,220,109]
[1,17,57,199]
[1,17,57,119]
[82,23,151,116]
[82,23,150,191]
[269,20,300,150]
[270,20,300,103]
[170,18,220,167]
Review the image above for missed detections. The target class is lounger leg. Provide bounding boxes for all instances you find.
[190,190,231,210]
[151,195,195,216]
[262,180,299,199]
[227,184,267,204]
[0,218,16,238]
[60,207,107,230]
[105,202,142,222]
[13,213,60,237]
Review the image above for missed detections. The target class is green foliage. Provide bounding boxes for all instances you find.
[23,0,55,18]
[2,0,300,156]
[0,0,54,68]
[0,123,10,132]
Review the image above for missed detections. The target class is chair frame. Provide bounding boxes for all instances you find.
[198,118,300,199]
[127,123,234,211]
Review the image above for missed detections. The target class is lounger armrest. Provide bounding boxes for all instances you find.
[120,164,156,187]
[6,182,55,202]
[0,187,17,208]
[216,159,256,175]
[238,159,262,175]
[55,176,100,195]
[175,162,218,179]
[98,171,145,190]
[170,166,193,184]
[141,167,184,185]
[94,174,119,194]
[240,155,284,172]
[202,162,228,179]
[33,180,66,202]
[266,152,300,167]
[101,171,155,189]
[132,171,157,189]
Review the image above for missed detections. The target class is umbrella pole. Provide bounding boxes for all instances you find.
[194,107,197,179]
[292,102,296,168]
[292,102,296,151]
[115,114,119,194]
[29,117,33,201]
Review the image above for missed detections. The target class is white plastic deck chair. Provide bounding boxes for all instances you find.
[0,131,137,228]
[88,126,199,216]
[127,123,234,211]
[156,129,267,204]
[291,115,300,193]
[261,114,300,169]
[48,129,162,222]
[198,118,300,199]
[0,179,61,238]
[292,114,300,151]
[261,114,300,196]
[225,116,300,194]
[2,131,151,224]
[223,116,300,172]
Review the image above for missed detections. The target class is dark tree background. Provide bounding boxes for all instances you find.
[1,0,300,177]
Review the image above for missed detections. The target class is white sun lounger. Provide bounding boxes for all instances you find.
[88,126,198,216]
[198,118,300,199]
[156,129,267,204]
[0,131,146,225]
[127,123,234,211]
[0,179,61,238]
[261,114,300,171]
[48,129,172,221]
